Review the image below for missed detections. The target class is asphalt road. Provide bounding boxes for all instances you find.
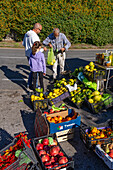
[0,48,111,170]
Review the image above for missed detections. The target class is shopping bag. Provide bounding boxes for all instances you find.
[47,48,56,65]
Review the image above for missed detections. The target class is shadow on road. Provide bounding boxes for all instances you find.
[20,110,36,139]
[0,128,14,150]
[0,65,28,93]
[16,64,30,76]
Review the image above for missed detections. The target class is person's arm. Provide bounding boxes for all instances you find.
[41,53,46,74]
[62,34,71,50]
[43,34,53,48]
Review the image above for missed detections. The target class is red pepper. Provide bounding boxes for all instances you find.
[44,111,49,114]
[49,109,54,114]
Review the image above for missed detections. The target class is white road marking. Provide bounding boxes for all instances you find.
[0,56,95,60]
[0,57,26,58]
[2,78,27,81]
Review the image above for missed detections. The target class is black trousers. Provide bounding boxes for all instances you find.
[32,72,44,91]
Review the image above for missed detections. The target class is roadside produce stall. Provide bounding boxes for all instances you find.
[1,50,113,170]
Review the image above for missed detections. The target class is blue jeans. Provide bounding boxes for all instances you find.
[27,56,38,88]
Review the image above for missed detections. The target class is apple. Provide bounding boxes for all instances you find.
[58,151,64,157]
[58,156,68,164]
[45,164,53,169]
[41,154,50,163]
[42,138,49,145]
[43,145,50,152]
[44,161,51,166]
[51,139,58,146]
[53,163,61,169]
[50,146,60,156]
[39,150,46,156]
[36,143,43,150]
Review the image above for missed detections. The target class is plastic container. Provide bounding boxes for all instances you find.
[84,94,113,114]
[80,120,113,150]
[32,133,74,170]
[0,138,40,170]
[49,91,70,105]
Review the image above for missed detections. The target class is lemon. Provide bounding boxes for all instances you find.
[53,59,56,63]
[92,91,100,96]
[49,92,53,97]
[40,93,43,98]
[89,61,94,66]
[94,95,102,102]
[31,95,35,102]
[85,65,90,70]
[88,99,94,103]
[50,62,53,65]
[34,96,39,101]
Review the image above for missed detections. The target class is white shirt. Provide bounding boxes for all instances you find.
[22,30,43,58]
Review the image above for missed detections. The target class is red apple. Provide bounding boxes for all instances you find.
[44,161,52,166]
[58,151,64,157]
[50,146,60,156]
[42,138,49,145]
[41,154,50,163]
[39,150,46,156]
[58,156,68,164]
[36,143,43,150]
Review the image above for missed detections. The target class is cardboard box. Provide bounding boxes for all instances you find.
[45,108,81,134]
[95,145,113,169]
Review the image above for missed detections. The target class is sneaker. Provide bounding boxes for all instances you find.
[50,79,56,84]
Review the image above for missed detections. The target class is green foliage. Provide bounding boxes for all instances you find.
[0,0,113,46]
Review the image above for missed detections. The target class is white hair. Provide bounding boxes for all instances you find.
[53,28,60,34]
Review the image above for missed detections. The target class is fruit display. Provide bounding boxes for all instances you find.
[46,87,68,100]
[86,90,113,113]
[46,111,78,124]
[84,62,106,80]
[95,141,113,169]
[0,133,32,170]
[80,121,113,149]
[31,93,48,111]
[54,78,77,87]
[45,108,81,134]
[33,136,74,169]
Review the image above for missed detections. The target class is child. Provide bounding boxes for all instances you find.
[29,41,46,92]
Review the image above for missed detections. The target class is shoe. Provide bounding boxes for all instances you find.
[50,79,56,84]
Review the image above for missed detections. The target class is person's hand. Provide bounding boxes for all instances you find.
[49,43,53,48]
[43,73,46,76]
[61,48,65,52]
[43,47,47,51]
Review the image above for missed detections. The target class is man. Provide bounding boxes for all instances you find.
[43,28,71,83]
[23,23,46,90]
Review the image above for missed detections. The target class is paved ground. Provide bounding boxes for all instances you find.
[0,48,113,169]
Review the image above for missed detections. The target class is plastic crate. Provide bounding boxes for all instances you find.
[49,91,70,105]
[84,94,113,114]
[84,69,106,81]
[95,139,113,169]
[33,99,49,112]
[80,120,113,150]
[32,133,74,170]
[0,138,39,170]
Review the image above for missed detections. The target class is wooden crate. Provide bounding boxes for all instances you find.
[56,128,75,142]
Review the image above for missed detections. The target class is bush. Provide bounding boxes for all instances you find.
[0,0,113,46]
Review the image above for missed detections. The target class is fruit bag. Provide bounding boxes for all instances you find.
[47,48,56,65]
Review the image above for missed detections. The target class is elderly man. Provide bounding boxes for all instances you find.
[23,23,46,90]
[43,28,71,83]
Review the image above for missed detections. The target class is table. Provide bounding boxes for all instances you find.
[95,64,113,89]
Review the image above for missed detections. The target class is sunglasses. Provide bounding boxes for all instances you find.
[38,28,42,31]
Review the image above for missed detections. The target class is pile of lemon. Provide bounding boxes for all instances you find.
[47,87,68,99]
[31,93,44,102]
[88,90,102,104]
[85,62,97,72]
